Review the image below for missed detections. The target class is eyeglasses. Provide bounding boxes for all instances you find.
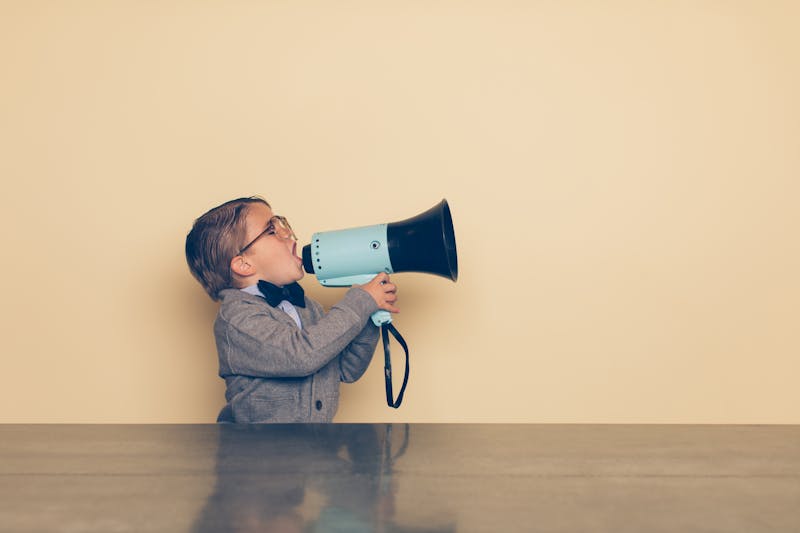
[238,215,296,255]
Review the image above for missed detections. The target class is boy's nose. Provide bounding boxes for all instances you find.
[276,227,296,240]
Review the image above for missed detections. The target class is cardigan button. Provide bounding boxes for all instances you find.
[315,400,323,411]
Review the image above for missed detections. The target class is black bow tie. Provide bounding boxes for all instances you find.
[257,280,306,308]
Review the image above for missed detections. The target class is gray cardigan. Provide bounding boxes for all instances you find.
[213,286,380,423]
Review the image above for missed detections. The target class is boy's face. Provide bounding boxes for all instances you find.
[233,202,305,287]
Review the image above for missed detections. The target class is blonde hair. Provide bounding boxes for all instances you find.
[185,197,270,301]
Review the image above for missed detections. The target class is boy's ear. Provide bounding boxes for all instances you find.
[230,255,253,278]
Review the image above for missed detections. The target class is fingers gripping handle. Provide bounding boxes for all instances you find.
[316,272,393,326]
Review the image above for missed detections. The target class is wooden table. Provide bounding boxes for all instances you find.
[1,424,798,532]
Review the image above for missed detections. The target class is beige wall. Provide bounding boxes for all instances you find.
[1,1,798,423]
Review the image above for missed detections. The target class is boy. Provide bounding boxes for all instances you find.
[185,197,399,423]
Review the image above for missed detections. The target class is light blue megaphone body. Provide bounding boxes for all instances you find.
[306,223,395,326]
[302,199,458,327]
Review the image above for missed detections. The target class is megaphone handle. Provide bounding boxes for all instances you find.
[371,310,392,326]
[382,323,410,408]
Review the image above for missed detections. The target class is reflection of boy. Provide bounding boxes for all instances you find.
[186,197,399,423]
[191,425,383,533]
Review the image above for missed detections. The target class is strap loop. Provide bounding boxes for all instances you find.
[381,323,409,408]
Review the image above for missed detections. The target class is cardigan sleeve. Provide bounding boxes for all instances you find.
[338,321,381,383]
[215,287,379,378]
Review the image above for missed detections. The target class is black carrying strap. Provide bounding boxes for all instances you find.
[381,323,409,408]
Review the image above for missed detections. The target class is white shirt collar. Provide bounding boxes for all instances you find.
[240,284,262,297]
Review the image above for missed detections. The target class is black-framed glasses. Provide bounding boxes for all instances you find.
[238,215,296,255]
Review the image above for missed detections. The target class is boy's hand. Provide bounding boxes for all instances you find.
[359,272,400,314]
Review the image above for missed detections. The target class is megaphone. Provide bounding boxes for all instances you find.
[301,199,458,326]
[302,199,458,409]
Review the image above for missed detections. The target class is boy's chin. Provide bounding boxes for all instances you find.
[283,271,304,285]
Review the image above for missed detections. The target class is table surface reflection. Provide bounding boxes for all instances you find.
[1,424,798,532]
